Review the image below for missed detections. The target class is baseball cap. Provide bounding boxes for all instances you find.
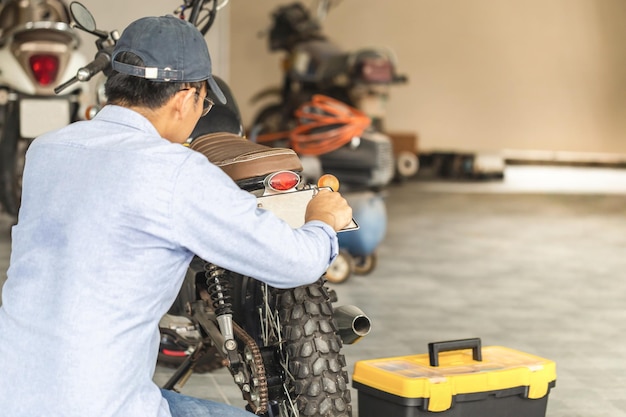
[111,15,227,104]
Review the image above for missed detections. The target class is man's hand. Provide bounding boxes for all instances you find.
[305,189,353,232]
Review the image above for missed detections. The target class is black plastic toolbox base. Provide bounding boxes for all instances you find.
[354,380,555,417]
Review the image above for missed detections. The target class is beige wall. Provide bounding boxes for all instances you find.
[230,0,626,157]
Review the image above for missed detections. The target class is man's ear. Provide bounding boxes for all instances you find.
[173,89,195,119]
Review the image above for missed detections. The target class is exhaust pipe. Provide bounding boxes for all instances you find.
[334,305,371,345]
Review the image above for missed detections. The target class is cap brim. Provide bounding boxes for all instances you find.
[207,76,227,105]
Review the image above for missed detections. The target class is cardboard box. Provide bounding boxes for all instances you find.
[387,132,418,155]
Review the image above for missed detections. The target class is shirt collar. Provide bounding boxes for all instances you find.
[93,105,162,138]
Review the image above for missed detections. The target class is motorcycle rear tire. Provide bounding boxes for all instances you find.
[239,278,353,417]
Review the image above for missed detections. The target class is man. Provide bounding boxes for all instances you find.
[0,15,352,417]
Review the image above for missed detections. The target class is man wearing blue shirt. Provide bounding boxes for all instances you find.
[0,15,352,417]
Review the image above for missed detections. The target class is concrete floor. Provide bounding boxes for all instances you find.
[2,165,626,416]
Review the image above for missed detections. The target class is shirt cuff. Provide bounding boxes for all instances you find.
[306,220,339,266]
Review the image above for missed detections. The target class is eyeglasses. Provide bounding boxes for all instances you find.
[180,88,214,117]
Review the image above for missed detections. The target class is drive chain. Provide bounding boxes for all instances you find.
[233,321,269,415]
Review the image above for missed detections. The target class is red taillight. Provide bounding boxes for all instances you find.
[29,54,59,86]
[266,171,300,191]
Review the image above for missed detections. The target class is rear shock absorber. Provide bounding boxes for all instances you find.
[205,264,238,355]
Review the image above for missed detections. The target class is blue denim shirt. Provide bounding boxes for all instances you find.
[0,105,338,417]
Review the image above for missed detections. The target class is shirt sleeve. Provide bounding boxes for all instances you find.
[170,151,338,289]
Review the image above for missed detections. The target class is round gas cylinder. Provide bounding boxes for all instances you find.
[338,191,387,257]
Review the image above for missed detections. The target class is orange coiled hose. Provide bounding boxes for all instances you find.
[256,95,371,156]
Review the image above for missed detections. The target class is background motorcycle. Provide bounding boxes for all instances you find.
[250,1,414,186]
[249,2,405,282]
[0,0,88,216]
[59,2,370,416]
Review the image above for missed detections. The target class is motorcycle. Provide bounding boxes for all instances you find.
[250,1,415,185]
[249,1,405,282]
[57,2,370,416]
[0,0,88,216]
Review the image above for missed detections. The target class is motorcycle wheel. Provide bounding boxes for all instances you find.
[0,102,21,216]
[238,277,352,417]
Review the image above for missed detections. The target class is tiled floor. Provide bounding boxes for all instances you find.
[2,165,626,416]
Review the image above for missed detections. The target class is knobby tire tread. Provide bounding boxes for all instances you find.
[275,280,352,417]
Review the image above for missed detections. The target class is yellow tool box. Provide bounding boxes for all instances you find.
[352,338,556,417]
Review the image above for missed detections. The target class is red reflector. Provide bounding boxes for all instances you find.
[29,54,59,86]
[162,349,188,357]
[267,171,300,191]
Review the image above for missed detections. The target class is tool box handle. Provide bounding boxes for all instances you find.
[428,338,483,367]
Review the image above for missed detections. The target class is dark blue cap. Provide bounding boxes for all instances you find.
[111,15,226,104]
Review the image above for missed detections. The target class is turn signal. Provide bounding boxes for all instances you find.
[266,171,300,192]
[84,105,101,120]
[29,54,60,86]
[318,174,340,192]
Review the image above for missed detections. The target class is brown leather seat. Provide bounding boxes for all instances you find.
[189,132,302,182]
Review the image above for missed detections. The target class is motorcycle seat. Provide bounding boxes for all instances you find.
[190,132,303,182]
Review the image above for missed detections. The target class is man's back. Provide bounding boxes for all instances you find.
[0,106,195,417]
[0,103,341,417]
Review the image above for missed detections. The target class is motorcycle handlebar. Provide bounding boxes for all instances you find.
[77,51,111,82]
[54,76,79,94]
[54,50,111,95]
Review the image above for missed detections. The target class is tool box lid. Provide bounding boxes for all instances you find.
[352,338,556,413]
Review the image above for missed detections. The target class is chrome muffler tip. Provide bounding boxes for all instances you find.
[334,305,371,345]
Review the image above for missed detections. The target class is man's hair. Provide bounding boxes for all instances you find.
[105,52,206,109]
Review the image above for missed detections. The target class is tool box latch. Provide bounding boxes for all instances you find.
[427,377,452,412]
